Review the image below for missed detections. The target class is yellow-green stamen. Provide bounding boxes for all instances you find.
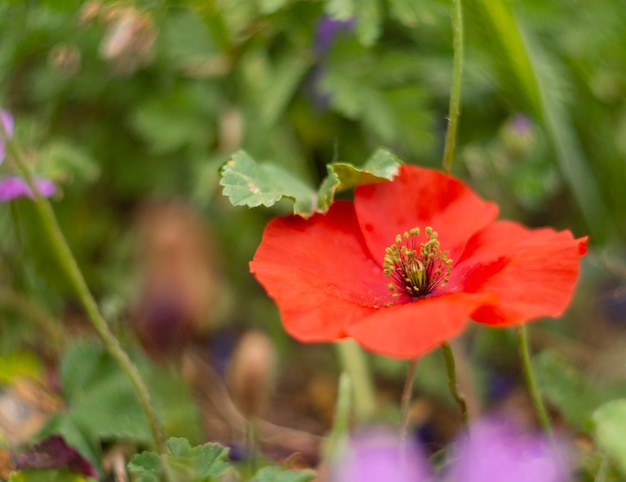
[383,227,452,299]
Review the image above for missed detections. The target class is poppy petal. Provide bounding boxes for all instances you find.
[354,165,499,265]
[251,201,392,340]
[347,292,492,359]
[449,221,587,326]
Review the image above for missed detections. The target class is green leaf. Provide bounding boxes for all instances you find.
[260,50,314,127]
[59,339,119,401]
[465,0,610,240]
[324,0,355,20]
[38,140,100,185]
[8,470,92,482]
[354,0,381,46]
[128,440,230,482]
[167,438,230,480]
[259,0,290,14]
[317,148,401,211]
[251,466,317,482]
[534,350,604,433]
[127,451,162,482]
[219,151,317,215]
[221,149,400,217]
[594,399,626,476]
[58,340,151,443]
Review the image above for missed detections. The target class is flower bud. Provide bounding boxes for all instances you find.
[227,331,276,419]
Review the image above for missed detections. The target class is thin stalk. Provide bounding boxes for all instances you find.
[594,454,608,482]
[440,342,469,426]
[442,0,464,174]
[517,325,554,439]
[0,125,167,454]
[323,372,352,463]
[399,358,419,442]
[335,339,376,421]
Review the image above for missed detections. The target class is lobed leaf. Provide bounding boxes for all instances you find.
[219,151,317,215]
[251,466,317,482]
[221,149,400,217]
[593,399,626,476]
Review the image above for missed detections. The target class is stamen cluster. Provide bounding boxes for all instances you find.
[383,227,452,299]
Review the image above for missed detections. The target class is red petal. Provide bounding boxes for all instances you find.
[250,202,392,341]
[354,165,499,264]
[448,221,587,326]
[347,292,491,359]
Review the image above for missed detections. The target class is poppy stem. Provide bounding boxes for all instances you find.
[335,339,377,421]
[442,0,464,174]
[323,372,352,463]
[0,124,168,455]
[440,342,469,426]
[400,358,419,442]
[516,324,555,439]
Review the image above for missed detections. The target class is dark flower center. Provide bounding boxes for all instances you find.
[383,227,452,299]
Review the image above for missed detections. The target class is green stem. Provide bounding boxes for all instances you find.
[516,325,554,439]
[442,0,464,174]
[0,124,167,454]
[594,453,608,482]
[323,372,352,463]
[399,358,419,442]
[335,339,376,421]
[440,342,468,426]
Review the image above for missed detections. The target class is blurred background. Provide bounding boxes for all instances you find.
[1,0,626,478]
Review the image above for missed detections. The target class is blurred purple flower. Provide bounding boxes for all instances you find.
[0,110,56,201]
[314,15,356,56]
[0,110,14,161]
[330,419,571,482]
[0,176,57,201]
[330,428,432,482]
[308,15,356,110]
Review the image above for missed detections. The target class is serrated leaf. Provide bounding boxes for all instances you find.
[594,399,626,476]
[129,440,230,482]
[127,451,162,482]
[251,466,317,482]
[167,439,230,480]
[534,350,604,433]
[317,148,401,211]
[220,151,317,215]
[221,150,400,217]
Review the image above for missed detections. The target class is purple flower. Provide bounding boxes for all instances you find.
[314,15,356,56]
[330,428,432,482]
[330,418,571,482]
[308,15,356,110]
[449,418,570,482]
[0,110,14,161]
[0,110,56,201]
[0,176,57,201]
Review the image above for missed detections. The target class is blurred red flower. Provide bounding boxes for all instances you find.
[250,165,587,359]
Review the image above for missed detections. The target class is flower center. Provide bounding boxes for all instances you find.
[383,227,452,299]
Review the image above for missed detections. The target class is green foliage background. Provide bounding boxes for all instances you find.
[2,0,626,480]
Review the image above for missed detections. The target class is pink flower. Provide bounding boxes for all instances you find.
[330,419,571,482]
[0,110,56,201]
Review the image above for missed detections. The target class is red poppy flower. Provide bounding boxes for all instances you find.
[250,165,587,359]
